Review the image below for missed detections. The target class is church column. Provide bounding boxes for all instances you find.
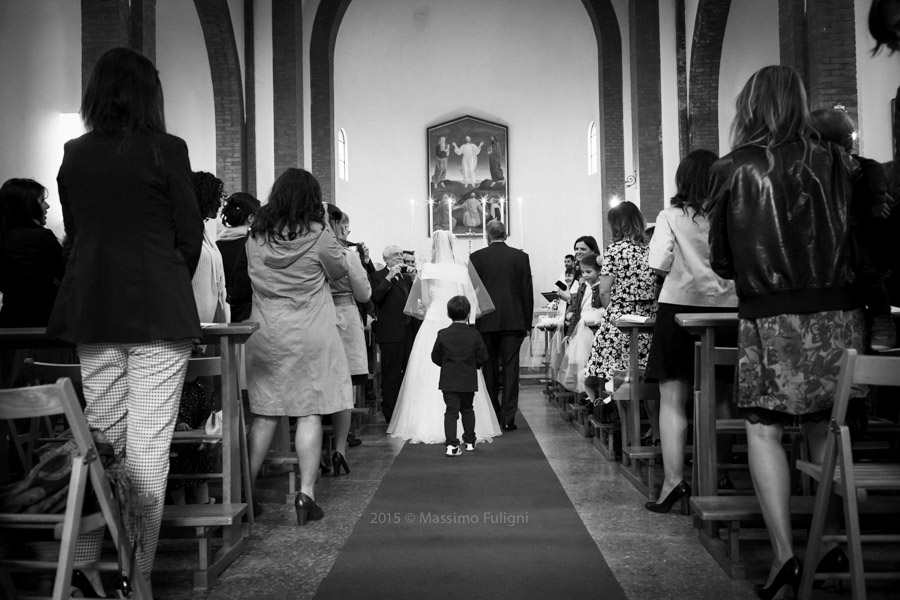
[272,0,303,178]
[629,0,665,218]
[688,0,731,153]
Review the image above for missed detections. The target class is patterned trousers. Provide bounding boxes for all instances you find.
[73,340,191,576]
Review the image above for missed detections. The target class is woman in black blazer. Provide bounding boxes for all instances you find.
[47,47,203,594]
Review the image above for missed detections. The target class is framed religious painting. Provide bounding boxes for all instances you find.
[427,115,508,237]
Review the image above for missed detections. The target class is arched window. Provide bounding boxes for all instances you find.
[337,128,348,181]
[587,121,598,175]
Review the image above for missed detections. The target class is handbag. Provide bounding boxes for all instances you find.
[204,410,223,437]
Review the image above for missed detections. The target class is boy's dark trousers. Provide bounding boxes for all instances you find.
[443,391,476,446]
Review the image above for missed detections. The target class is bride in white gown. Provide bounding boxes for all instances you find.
[386,230,503,444]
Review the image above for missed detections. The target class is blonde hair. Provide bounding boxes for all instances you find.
[730,66,814,171]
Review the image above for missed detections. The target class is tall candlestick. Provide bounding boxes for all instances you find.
[427,197,435,235]
[481,198,487,244]
[447,197,453,232]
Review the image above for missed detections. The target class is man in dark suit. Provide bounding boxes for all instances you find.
[370,245,416,422]
[469,221,533,430]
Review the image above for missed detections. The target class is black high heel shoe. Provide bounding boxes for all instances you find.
[294,492,324,526]
[645,481,691,514]
[754,556,801,600]
[71,569,103,597]
[813,546,848,591]
[332,451,350,476]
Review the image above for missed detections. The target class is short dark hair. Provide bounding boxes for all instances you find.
[0,178,46,231]
[221,192,260,227]
[573,235,600,254]
[486,220,507,241]
[564,254,575,261]
[608,202,648,245]
[447,295,471,321]
[325,202,343,231]
[810,107,855,152]
[869,0,900,54]
[579,252,600,270]
[192,171,225,219]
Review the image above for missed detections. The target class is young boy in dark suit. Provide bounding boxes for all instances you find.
[431,295,489,457]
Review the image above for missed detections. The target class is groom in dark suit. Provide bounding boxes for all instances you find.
[469,221,533,430]
[371,245,416,423]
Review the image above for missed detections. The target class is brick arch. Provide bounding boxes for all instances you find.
[309,0,353,204]
[193,0,247,194]
[580,0,625,245]
[310,0,625,215]
[689,0,731,153]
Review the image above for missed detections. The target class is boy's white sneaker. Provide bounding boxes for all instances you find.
[445,445,461,457]
[464,442,476,452]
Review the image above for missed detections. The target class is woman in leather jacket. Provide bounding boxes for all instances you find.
[707,65,866,599]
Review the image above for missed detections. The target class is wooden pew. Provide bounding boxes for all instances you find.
[614,318,659,499]
[0,324,258,590]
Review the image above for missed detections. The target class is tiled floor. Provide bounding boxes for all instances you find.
[147,387,893,599]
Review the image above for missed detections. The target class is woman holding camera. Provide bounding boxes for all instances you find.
[324,203,371,474]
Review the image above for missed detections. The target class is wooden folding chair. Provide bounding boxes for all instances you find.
[2,359,79,473]
[26,357,254,587]
[0,378,152,599]
[797,349,900,600]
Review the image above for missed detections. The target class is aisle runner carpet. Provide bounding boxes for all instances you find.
[314,415,627,599]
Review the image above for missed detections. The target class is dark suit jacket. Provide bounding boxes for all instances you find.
[431,322,488,392]
[370,267,413,343]
[469,241,534,334]
[48,130,203,343]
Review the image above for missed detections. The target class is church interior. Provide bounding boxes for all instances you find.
[2,1,900,599]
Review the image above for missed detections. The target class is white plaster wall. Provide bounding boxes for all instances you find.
[611,0,635,211]
[718,0,779,154]
[157,0,217,176]
[332,0,603,303]
[0,0,81,239]
[302,0,323,174]
[659,0,680,213]
[255,0,275,199]
[855,0,900,161]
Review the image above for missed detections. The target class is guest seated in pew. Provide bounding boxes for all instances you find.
[168,378,216,505]
[643,149,738,514]
[584,202,659,442]
[244,168,353,526]
[47,47,204,595]
[707,65,865,599]
[0,178,65,387]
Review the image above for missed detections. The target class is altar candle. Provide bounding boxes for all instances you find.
[447,197,453,232]
[481,198,487,243]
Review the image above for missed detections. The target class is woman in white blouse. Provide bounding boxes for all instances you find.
[643,150,737,514]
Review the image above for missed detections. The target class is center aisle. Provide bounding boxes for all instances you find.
[314,414,628,600]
